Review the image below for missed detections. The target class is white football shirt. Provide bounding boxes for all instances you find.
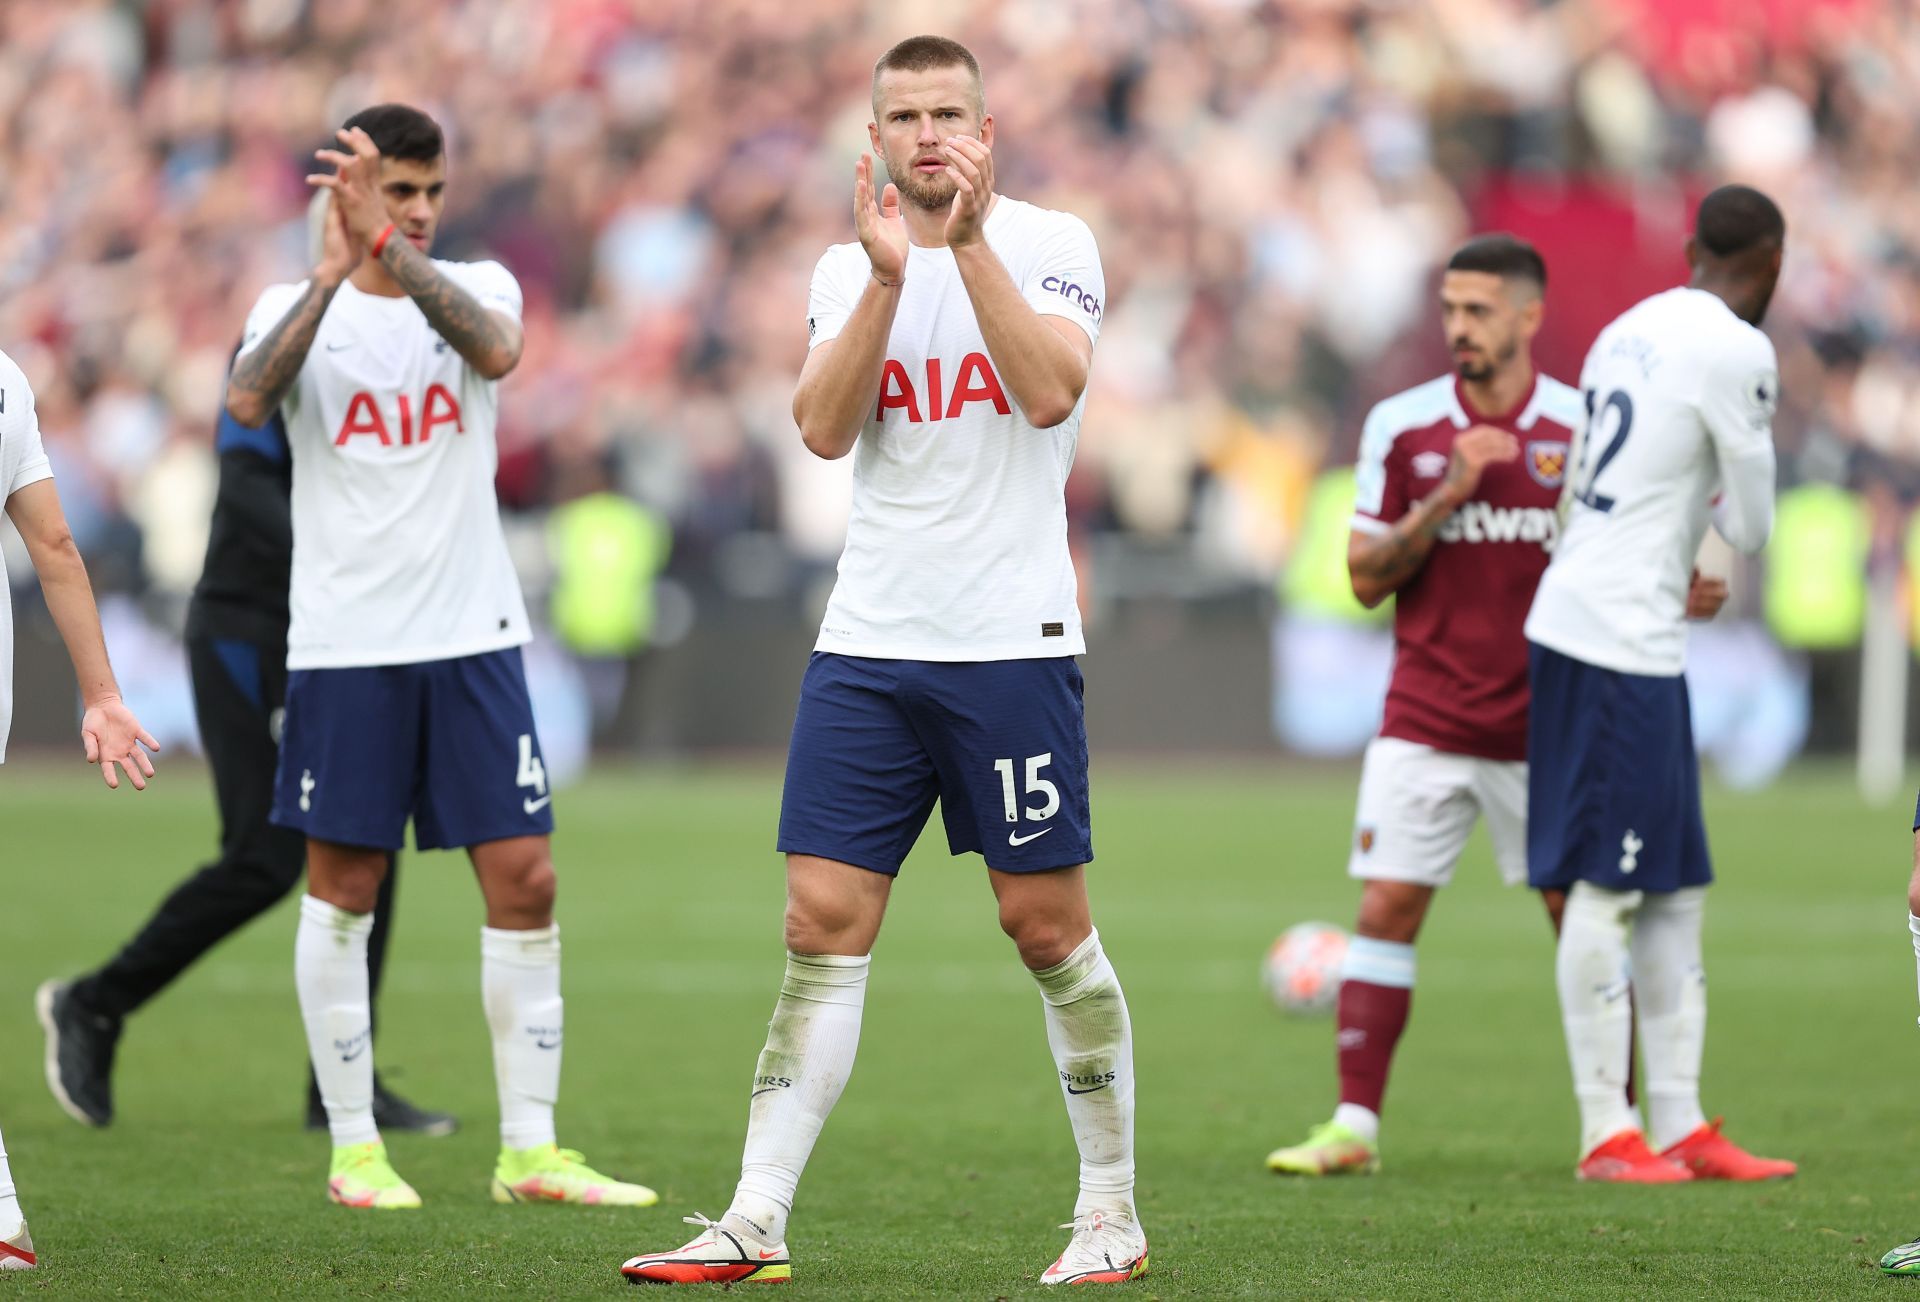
[806,196,1104,660]
[238,262,531,669]
[0,347,55,761]
[1526,287,1779,676]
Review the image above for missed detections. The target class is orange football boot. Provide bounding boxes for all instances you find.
[1660,1118,1796,1181]
[1576,1129,1693,1183]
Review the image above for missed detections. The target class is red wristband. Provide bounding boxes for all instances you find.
[370,223,396,258]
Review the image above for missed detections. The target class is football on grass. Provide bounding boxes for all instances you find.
[1264,921,1349,1015]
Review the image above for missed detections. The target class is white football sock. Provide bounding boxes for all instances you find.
[0,1122,21,1226]
[295,895,378,1148]
[1031,929,1137,1219]
[482,924,563,1151]
[727,951,869,1244]
[1332,1103,1381,1144]
[1634,887,1708,1150]
[1906,914,1920,1023]
[1556,882,1642,1156]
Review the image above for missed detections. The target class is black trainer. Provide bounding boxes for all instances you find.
[35,980,120,1127]
[305,1075,459,1137]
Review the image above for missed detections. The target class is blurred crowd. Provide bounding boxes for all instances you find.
[1,0,1915,610]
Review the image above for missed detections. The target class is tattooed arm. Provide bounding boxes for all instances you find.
[377,239,523,380]
[226,195,360,427]
[225,280,338,428]
[1347,424,1518,608]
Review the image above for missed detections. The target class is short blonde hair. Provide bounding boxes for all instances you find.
[872,35,985,115]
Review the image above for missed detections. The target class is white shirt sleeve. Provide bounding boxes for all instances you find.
[1020,213,1105,348]
[1350,401,1404,530]
[1,366,53,500]
[805,247,857,351]
[1700,329,1779,554]
[235,282,310,358]
[456,259,524,321]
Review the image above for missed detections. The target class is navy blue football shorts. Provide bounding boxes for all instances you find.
[270,647,555,852]
[1526,641,1710,894]
[776,653,1093,876]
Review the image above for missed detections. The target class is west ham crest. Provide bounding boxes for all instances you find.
[1527,440,1568,489]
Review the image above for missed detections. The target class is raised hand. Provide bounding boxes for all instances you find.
[854,154,908,285]
[941,135,995,248]
[314,193,361,287]
[80,696,159,792]
[1442,425,1521,504]
[1686,568,1730,620]
[308,127,387,252]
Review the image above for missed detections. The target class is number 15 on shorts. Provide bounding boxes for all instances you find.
[994,753,1060,824]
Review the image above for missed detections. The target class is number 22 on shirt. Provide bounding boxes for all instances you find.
[1571,387,1634,513]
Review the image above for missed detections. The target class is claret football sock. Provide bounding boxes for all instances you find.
[1633,888,1708,1150]
[1557,883,1642,1155]
[481,924,562,1151]
[1335,936,1416,1140]
[296,895,379,1148]
[727,951,870,1244]
[1031,929,1137,1218]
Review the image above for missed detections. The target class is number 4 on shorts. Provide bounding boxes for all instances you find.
[993,753,1061,824]
[517,733,548,803]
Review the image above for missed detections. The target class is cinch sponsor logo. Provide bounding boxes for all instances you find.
[1436,503,1559,547]
[1041,275,1102,321]
[875,353,1011,424]
[335,384,465,447]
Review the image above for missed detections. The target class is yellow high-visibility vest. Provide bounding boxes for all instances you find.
[547,493,671,656]
[1765,482,1868,650]
[1282,467,1389,624]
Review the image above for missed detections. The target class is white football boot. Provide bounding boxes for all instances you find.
[1040,1209,1148,1285]
[620,1213,791,1284]
[0,1218,35,1271]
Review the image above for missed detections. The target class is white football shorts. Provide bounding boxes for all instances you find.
[1346,736,1527,888]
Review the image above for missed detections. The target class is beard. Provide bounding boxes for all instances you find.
[1452,335,1516,382]
[886,156,958,212]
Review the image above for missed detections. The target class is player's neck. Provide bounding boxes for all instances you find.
[904,193,997,248]
[1459,361,1535,422]
[1687,272,1754,324]
[348,259,408,298]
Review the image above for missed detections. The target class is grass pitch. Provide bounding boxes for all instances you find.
[1,758,1915,1297]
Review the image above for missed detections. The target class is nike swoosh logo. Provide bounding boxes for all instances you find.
[750,1087,782,1098]
[1009,827,1054,847]
[340,1045,367,1062]
[1065,1082,1109,1095]
[757,1250,781,1260]
[534,1037,560,1049]
[325,342,353,352]
[524,796,553,815]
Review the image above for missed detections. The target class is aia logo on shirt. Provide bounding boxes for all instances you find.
[335,385,465,447]
[876,353,1011,424]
